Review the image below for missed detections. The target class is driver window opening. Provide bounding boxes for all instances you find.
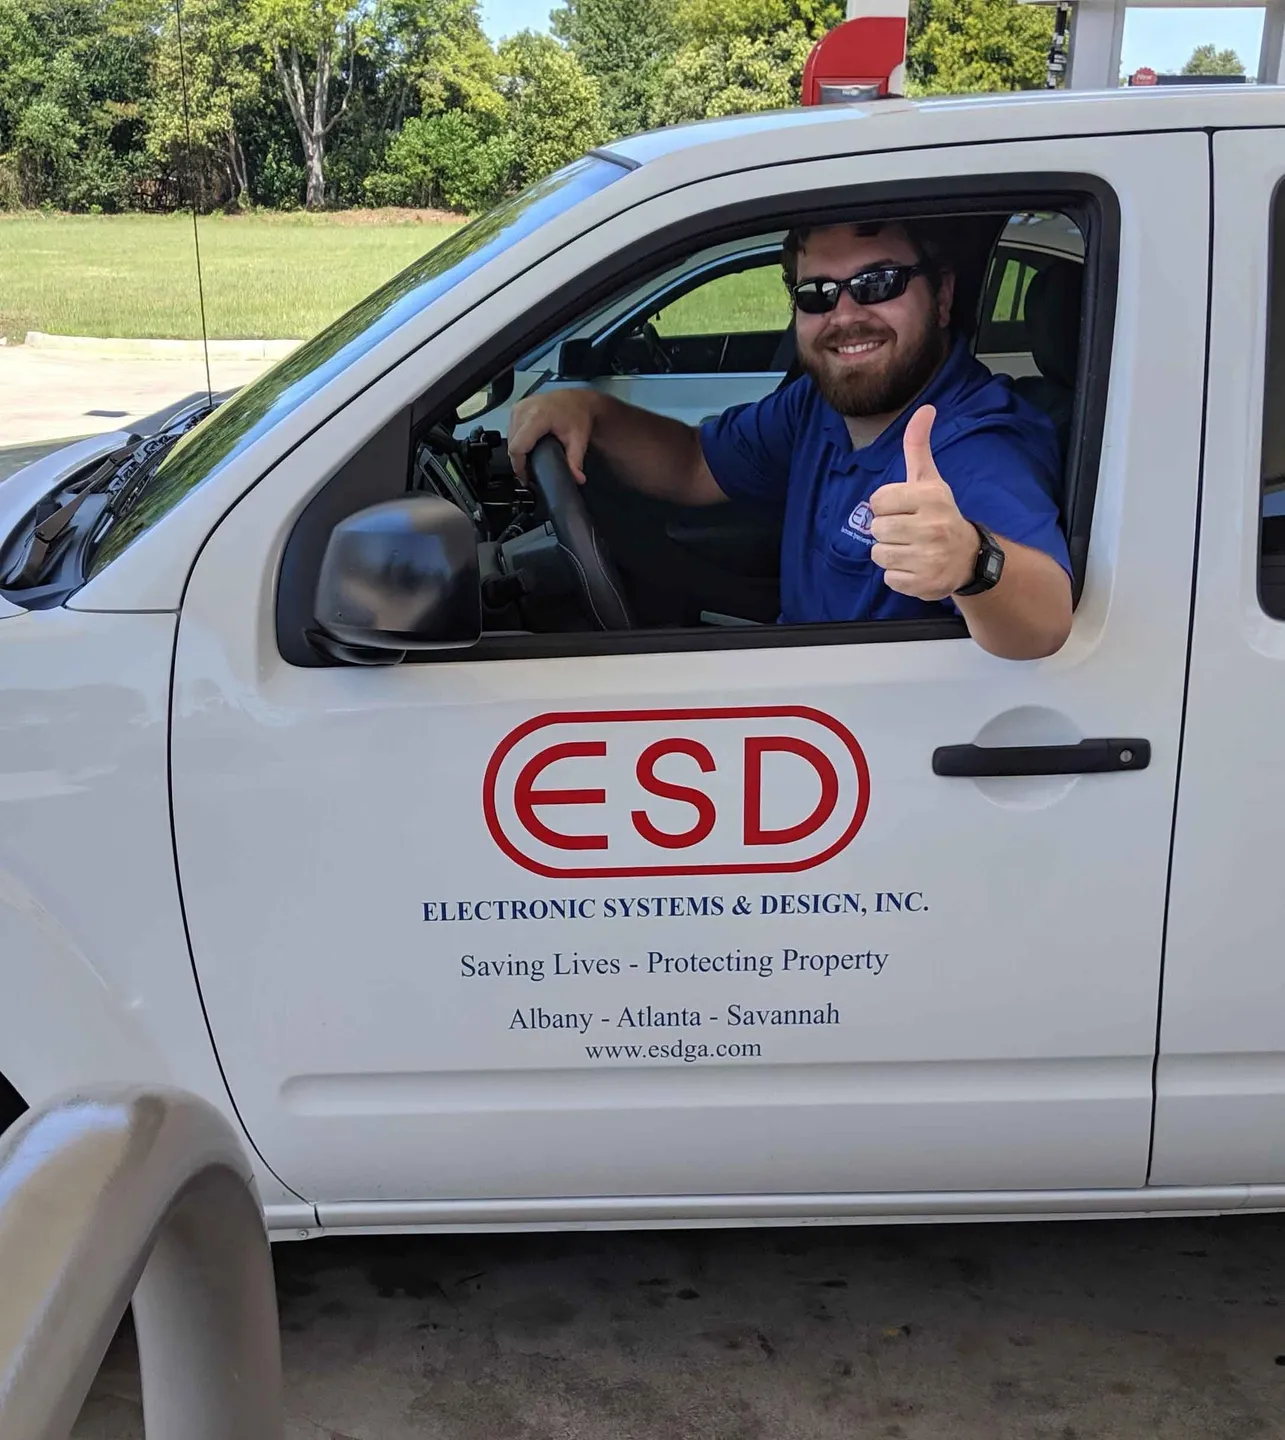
[402,206,1087,650]
[1259,178,1285,619]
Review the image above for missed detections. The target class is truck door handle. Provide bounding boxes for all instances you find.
[932,738,1151,778]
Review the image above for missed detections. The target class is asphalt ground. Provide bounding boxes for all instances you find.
[71,1213,1285,1440]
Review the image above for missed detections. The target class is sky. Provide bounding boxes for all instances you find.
[477,0,1267,77]
[1119,6,1264,74]
[479,0,552,43]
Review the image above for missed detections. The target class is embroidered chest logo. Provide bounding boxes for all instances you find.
[840,500,875,547]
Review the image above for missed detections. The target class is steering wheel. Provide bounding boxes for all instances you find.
[527,436,634,631]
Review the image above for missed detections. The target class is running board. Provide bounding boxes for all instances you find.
[304,1183,1285,1235]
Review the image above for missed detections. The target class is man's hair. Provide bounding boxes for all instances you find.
[781,219,952,290]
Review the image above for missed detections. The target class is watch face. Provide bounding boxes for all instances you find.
[982,549,1003,583]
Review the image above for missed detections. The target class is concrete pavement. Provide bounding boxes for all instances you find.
[72,1214,1285,1439]
[0,342,278,449]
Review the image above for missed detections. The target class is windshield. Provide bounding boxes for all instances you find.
[87,155,629,579]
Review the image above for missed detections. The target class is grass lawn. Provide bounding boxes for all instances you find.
[0,209,465,343]
[0,208,792,348]
[656,266,792,336]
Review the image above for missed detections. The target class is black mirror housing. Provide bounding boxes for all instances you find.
[312,496,481,662]
[558,338,600,380]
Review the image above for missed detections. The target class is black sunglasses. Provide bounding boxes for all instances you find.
[789,264,926,315]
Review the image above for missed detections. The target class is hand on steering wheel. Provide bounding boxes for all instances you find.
[527,437,635,632]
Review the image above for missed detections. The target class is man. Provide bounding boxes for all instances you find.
[507,219,1073,659]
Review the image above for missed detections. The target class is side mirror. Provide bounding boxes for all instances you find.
[310,496,481,664]
[557,338,601,380]
[456,368,515,423]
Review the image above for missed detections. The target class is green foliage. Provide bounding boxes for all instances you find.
[645,0,840,127]
[0,0,1073,218]
[380,0,504,119]
[0,0,157,208]
[907,0,1053,94]
[550,0,676,139]
[249,0,370,57]
[497,31,606,186]
[653,23,815,124]
[250,138,303,208]
[365,31,604,210]
[248,0,372,207]
[0,153,21,209]
[145,0,266,208]
[671,0,840,45]
[1182,43,1244,76]
[364,109,513,209]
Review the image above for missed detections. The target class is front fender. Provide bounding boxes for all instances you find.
[0,607,307,1218]
[0,866,170,1101]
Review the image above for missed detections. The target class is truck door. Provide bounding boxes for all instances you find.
[170,133,1210,1218]
[1151,127,1285,1189]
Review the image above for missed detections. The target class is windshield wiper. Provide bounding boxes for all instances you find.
[5,444,136,587]
[4,401,216,597]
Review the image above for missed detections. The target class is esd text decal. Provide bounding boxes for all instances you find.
[483,706,870,879]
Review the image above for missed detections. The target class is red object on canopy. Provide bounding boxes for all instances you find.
[1130,66,1159,85]
[801,16,908,104]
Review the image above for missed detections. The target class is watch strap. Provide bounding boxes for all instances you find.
[954,522,1004,596]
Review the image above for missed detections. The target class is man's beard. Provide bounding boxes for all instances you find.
[800,314,948,418]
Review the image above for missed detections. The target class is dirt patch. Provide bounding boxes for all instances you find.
[222,206,466,226]
[0,205,466,226]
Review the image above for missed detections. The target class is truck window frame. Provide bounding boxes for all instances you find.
[275,173,1118,667]
[1258,176,1285,620]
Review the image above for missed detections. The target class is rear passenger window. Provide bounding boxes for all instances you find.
[975,214,1084,379]
[1260,182,1285,619]
[992,256,1037,323]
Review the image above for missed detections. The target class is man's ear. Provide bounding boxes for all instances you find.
[937,269,956,329]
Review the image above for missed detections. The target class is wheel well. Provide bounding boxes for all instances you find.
[0,1071,27,1135]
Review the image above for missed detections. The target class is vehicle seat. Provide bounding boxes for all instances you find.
[1011,259,1083,452]
[771,321,800,389]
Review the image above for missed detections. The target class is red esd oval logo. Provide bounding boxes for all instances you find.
[483,706,870,879]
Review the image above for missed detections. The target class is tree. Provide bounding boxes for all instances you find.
[652,24,815,124]
[363,107,513,209]
[146,0,266,208]
[378,0,504,126]
[648,0,840,126]
[671,0,840,44]
[0,0,158,208]
[907,0,1053,94]
[365,30,604,212]
[1182,43,1244,75]
[250,0,369,209]
[550,0,676,139]
[495,31,606,187]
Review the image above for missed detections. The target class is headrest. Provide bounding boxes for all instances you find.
[1024,260,1083,390]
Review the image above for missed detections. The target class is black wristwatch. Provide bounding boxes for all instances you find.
[954,522,1005,596]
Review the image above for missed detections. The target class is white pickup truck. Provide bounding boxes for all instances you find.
[3,86,1285,1237]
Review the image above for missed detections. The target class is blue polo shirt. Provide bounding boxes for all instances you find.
[699,336,1070,625]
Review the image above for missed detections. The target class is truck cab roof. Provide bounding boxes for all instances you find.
[601,85,1285,173]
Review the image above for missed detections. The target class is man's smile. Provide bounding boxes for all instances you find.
[833,338,885,359]
[819,330,894,366]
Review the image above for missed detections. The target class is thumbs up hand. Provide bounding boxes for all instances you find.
[868,405,984,601]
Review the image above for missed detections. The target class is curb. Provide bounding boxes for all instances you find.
[23,331,301,361]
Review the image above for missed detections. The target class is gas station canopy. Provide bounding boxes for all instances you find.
[800,0,1284,102]
[1016,0,1285,90]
